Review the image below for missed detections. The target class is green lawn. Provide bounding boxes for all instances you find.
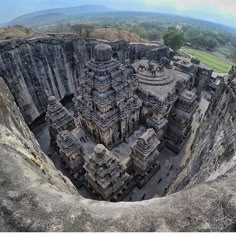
[181,47,234,73]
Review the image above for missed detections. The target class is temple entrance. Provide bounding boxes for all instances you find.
[113,52,119,60]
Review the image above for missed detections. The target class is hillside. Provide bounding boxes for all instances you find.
[0,25,35,40]
[89,28,147,43]
[8,5,115,27]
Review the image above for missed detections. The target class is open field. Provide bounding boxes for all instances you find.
[181,47,234,73]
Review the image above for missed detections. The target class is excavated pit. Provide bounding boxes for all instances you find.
[0,35,227,202]
[0,36,236,231]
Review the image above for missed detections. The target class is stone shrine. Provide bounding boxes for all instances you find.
[46,96,75,142]
[130,128,161,188]
[56,130,84,185]
[83,144,134,201]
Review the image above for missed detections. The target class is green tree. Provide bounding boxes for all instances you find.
[205,38,217,50]
[130,25,146,39]
[163,29,184,51]
[71,24,94,37]
[147,29,160,41]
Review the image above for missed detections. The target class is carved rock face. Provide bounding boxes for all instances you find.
[94,43,112,62]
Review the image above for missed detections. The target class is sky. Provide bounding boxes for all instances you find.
[0,0,236,27]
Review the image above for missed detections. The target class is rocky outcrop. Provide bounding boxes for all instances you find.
[167,72,236,194]
[0,36,169,125]
[1,72,236,232]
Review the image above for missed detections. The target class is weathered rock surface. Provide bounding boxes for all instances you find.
[0,36,88,124]
[1,71,236,232]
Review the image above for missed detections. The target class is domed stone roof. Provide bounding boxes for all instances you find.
[48,96,57,105]
[94,43,112,62]
[94,144,107,158]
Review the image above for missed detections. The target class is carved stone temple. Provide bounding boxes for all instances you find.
[74,43,142,150]
[130,128,161,188]
[56,130,84,185]
[45,42,201,201]
[83,144,133,201]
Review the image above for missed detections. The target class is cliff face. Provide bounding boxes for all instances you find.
[167,73,236,193]
[0,73,236,232]
[0,78,77,192]
[0,36,89,124]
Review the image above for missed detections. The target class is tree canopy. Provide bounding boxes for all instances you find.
[163,28,184,51]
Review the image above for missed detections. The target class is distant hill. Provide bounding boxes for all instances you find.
[8,5,116,27]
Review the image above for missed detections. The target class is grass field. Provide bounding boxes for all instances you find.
[181,47,234,73]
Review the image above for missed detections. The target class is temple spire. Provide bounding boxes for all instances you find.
[83,144,134,201]
[74,43,142,150]
[46,96,75,142]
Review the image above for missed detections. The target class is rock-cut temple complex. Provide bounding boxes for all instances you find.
[45,43,206,201]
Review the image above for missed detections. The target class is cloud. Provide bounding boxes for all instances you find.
[0,0,235,27]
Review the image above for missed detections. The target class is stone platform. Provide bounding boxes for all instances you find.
[133,60,175,86]
[133,59,191,100]
[71,126,147,167]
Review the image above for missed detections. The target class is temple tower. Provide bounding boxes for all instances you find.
[165,89,198,153]
[130,128,161,188]
[46,96,75,142]
[83,144,134,201]
[56,130,84,184]
[74,43,142,150]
